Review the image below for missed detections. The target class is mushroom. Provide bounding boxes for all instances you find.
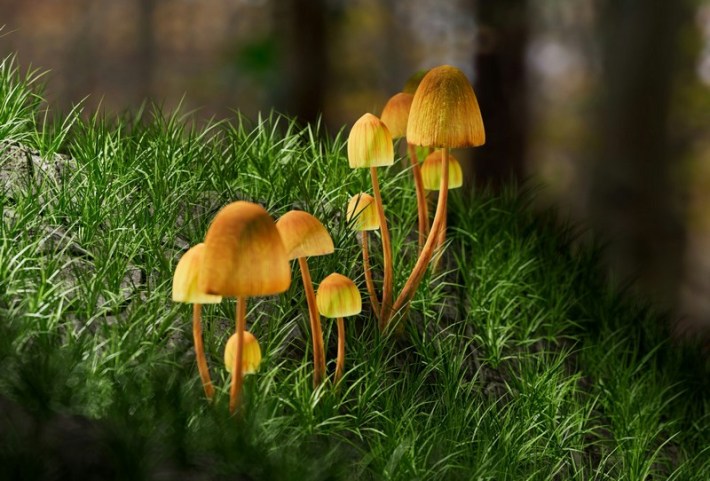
[199,201,291,413]
[347,113,395,329]
[393,65,485,318]
[316,273,362,385]
[381,92,429,252]
[346,193,381,323]
[172,243,222,401]
[420,150,464,270]
[224,330,262,376]
[275,210,334,387]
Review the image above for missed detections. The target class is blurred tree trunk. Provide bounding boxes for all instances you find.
[472,0,528,189]
[276,0,327,125]
[591,0,690,307]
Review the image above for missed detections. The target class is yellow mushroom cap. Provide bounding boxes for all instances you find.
[199,201,291,297]
[346,193,380,231]
[276,210,334,260]
[380,92,413,139]
[421,151,464,191]
[224,331,262,375]
[347,113,394,168]
[316,273,362,318]
[407,65,485,148]
[172,243,222,304]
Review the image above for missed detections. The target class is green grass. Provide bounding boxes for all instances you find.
[1,54,708,480]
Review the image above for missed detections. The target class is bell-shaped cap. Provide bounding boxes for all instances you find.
[403,69,429,95]
[346,193,379,231]
[172,243,222,304]
[276,210,334,260]
[380,93,413,139]
[224,331,262,375]
[421,150,463,191]
[316,273,362,318]
[347,113,394,168]
[407,65,485,148]
[199,201,291,297]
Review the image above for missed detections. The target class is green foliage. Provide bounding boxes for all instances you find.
[0,57,708,480]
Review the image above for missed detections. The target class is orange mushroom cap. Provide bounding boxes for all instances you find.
[380,92,413,140]
[421,151,464,190]
[316,273,362,318]
[199,201,291,297]
[346,193,379,231]
[224,331,262,375]
[172,243,222,304]
[347,113,394,168]
[407,65,485,148]
[275,210,334,260]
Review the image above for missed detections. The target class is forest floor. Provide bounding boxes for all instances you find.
[1,56,708,480]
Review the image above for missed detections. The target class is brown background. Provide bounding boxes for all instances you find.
[2,0,709,337]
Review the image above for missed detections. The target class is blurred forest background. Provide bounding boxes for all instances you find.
[1,0,709,339]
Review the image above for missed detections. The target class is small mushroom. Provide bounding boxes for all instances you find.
[381,92,429,251]
[275,210,334,388]
[347,113,395,329]
[316,273,362,385]
[224,331,262,376]
[200,201,291,413]
[395,65,485,318]
[172,243,222,401]
[346,193,381,322]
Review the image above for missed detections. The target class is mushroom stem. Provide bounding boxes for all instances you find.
[335,317,345,385]
[370,167,393,330]
[298,257,326,387]
[361,231,381,323]
[229,296,247,414]
[391,147,450,317]
[407,143,429,252]
[192,303,214,401]
[432,205,447,272]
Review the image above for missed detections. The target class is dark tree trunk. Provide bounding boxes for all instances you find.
[591,0,689,306]
[275,0,328,125]
[472,0,528,189]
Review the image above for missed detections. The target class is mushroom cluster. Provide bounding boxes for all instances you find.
[346,64,485,330]
[168,64,485,414]
[172,202,361,413]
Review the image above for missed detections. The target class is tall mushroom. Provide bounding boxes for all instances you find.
[316,273,362,385]
[420,150,464,270]
[347,113,395,329]
[172,243,222,401]
[381,92,429,252]
[346,192,381,323]
[392,65,485,318]
[275,210,334,387]
[199,201,291,413]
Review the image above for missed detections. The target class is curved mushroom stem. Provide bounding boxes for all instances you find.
[370,167,393,330]
[298,257,326,387]
[229,296,247,414]
[335,317,345,385]
[391,147,450,318]
[192,303,214,401]
[407,143,429,252]
[361,231,381,323]
[432,207,447,272]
